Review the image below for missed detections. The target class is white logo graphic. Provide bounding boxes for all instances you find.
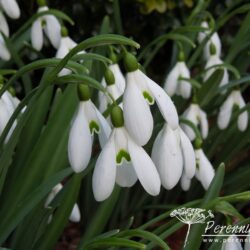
[170,207,214,247]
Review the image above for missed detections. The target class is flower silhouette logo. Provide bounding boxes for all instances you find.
[170,207,214,247]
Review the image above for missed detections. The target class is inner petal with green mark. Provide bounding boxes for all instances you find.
[143,91,154,105]
[89,120,100,135]
[116,149,131,165]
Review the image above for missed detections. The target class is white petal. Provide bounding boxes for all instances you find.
[144,71,179,129]
[178,62,191,99]
[197,21,209,44]
[95,107,112,148]
[128,133,160,196]
[68,103,92,173]
[195,149,215,190]
[44,15,61,49]
[180,174,191,191]
[179,128,196,178]
[0,98,11,134]
[217,94,234,130]
[163,64,179,97]
[238,110,248,132]
[69,204,81,222]
[0,11,9,36]
[31,19,43,51]
[199,109,208,139]
[109,64,125,92]
[124,72,153,146]
[1,0,20,19]
[2,92,16,115]
[92,132,116,201]
[116,162,137,187]
[0,35,10,61]
[152,125,183,190]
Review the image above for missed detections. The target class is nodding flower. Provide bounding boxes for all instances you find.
[0,0,20,19]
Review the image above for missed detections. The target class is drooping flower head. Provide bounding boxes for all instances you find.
[92,106,161,201]
[123,52,179,146]
[68,84,111,173]
[31,0,61,51]
[0,0,20,19]
[164,51,191,99]
[152,124,196,190]
[218,90,248,132]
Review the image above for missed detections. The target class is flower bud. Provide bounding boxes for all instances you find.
[104,68,115,86]
[78,84,91,101]
[123,52,139,72]
[111,106,124,127]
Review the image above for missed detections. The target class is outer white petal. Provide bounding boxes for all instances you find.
[204,55,222,81]
[44,15,61,49]
[144,71,179,129]
[220,68,229,88]
[152,125,183,190]
[151,126,164,168]
[128,133,160,196]
[180,174,191,191]
[95,107,112,148]
[179,128,196,178]
[124,72,153,146]
[109,64,125,92]
[195,149,215,190]
[222,235,243,250]
[68,103,92,173]
[1,0,20,19]
[218,94,234,130]
[0,98,10,133]
[204,34,221,60]
[199,109,209,139]
[116,162,138,187]
[163,64,179,97]
[69,204,81,222]
[234,91,248,131]
[0,35,10,61]
[56,38,69,59]
[178,62,191,99]
[92,132,116,201]
[31,19,43,51]
[0,11,9,36]
[2,92,16,114]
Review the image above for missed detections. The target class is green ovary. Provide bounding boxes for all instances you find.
[89,120,100,135]
[143,91,154,105]
[116,150,131,165]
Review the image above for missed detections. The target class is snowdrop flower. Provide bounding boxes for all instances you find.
[31,1,61,51]
[151,124,195,190]
[56,27,84,76]
[203,43,229,90]
[195,148,215,190]
[45,183,81,223]
[68,84,111,173]
[222,235,243,250]
[92,106,161,201]
[181,103,208,141]
[198,21,221,60]
[164,52,191,99]
[218,90,248,131]
[123,52,179,146]
[99,64,125,113]
[0,0,20,19]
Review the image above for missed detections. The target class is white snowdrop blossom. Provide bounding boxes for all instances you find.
[151,124,195,190]
[45,183,81,223]
[0,11,10,61]
[31,6,61,51]
[198,21,221,60]
[68,85,111,173]
[222,235,243,250]
[195,148,215,190]
[181,103,208,141]
[92,106,161,202]
[0,0,20,19]
[204,54,229,89]
[123,53,178,146]
[218,90,248,131]
[164,60,191,99]
[99,64,125,113]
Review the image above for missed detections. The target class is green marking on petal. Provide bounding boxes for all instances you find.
[116,149,131,165]
[143,91,154,105]
[89,120,100,135]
